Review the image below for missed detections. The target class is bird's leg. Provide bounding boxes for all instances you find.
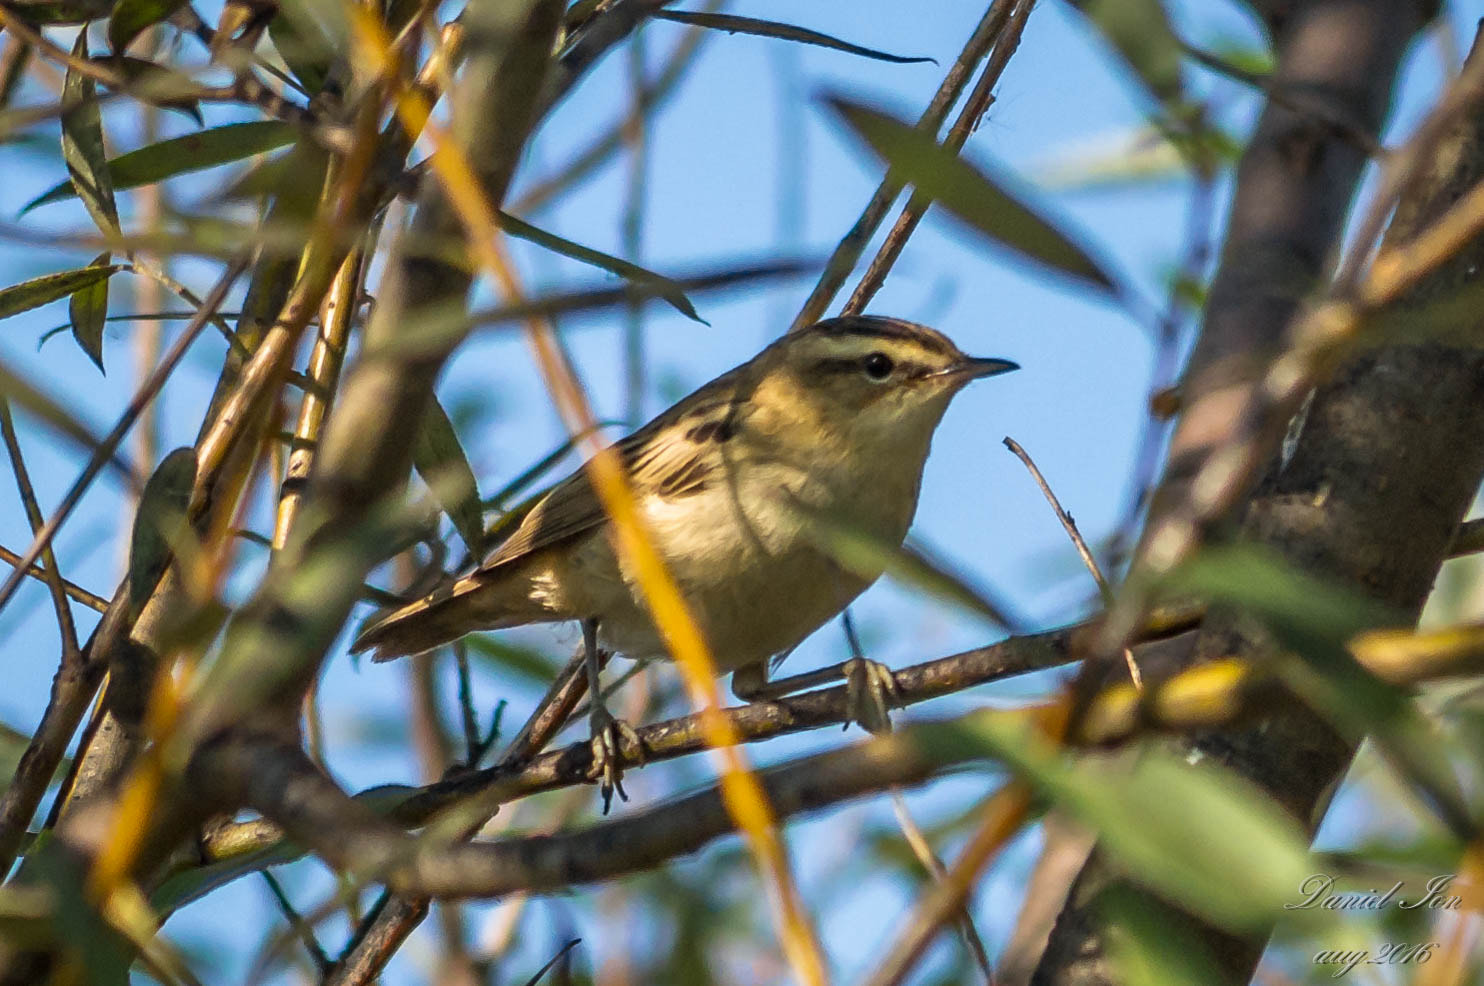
[583,618,641,812]
[839,609,898,734]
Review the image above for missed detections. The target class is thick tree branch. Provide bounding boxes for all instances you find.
[1034,17,1484,986]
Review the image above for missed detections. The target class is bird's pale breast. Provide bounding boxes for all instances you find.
[564,445,924,672]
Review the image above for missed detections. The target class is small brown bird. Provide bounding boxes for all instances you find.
[353,316,1016,802]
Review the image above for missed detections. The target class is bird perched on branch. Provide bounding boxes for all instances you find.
[353,315,1017,806]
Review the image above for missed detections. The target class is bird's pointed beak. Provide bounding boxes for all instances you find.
[933,356,1019,382]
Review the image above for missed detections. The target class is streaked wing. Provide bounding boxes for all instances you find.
[479,366,746,573]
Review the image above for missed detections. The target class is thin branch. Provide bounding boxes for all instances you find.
[863,783,1033,986]
[1003,437,1111,602]
[1004,435,1140,689]
[841,0,1032,316]
[0,401,82,660]
[788,0,1015,331]
[259,870,331,974]
[0,543,108,611]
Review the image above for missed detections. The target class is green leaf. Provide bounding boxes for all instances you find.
[930,715,1320,933]
[827,96,1121,296]
[413,397,485,554]
[650,10,934,64]
[0,265,123,320]
[498,211,706,323]
[791,501,1023,631]
[463,633,562,686]
[1077,0,1184,106]
[1099,885,1227,986]
[15,833,131,986]
[68,252,111,372]
[61,35,119,239]
[128,448,197,611]
[22,121,298,213]
[108,0,190,54]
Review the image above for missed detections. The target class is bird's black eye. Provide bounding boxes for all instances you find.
[863,352,894,380]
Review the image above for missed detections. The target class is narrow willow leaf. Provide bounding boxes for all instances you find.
[651,10,933,64]
[499,211,705,323]
[1098,885,1237,986]
[61,35,119,238]
[128,447,196,610]
[463,632,562,686]
[413,398,485,554]
[792,500,1023,631]
[828,96,1120,295]
[0,265,122,320]
[108,0,190,53]
[1078,0,1184,105]
[23,121,298,213]
[18,835,132,985]
[68,252,111,372]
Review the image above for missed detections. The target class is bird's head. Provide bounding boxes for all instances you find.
[752,315,1018,455]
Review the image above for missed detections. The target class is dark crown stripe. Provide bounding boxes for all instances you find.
[806,315,955,356]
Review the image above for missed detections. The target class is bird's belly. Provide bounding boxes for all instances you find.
[585,481,899,673]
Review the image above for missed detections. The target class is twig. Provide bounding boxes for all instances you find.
[259,870,331,973]
[863,783,1033,986]
[0,401,82,662]
[1107,174,1216,569]
[1004,436,1142,690]
[325,648,602,984]
[788,0,1015,331]
[454,641,482,764]
[842,607,993,984]
[0,259,246,621]
[1003,437,1111,601]
[887,794,995,984]
[842,0,1032,316]
[0,543,108,611]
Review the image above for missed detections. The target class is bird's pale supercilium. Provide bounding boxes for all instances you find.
[352,315,1018,805]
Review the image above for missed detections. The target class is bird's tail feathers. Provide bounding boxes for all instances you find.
[351,575,518,662]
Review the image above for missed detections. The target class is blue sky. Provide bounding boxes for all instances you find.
[1,0,1481,981]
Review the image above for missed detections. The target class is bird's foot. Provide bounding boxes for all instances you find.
[843,657,900,735]
[588,705,644,813]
